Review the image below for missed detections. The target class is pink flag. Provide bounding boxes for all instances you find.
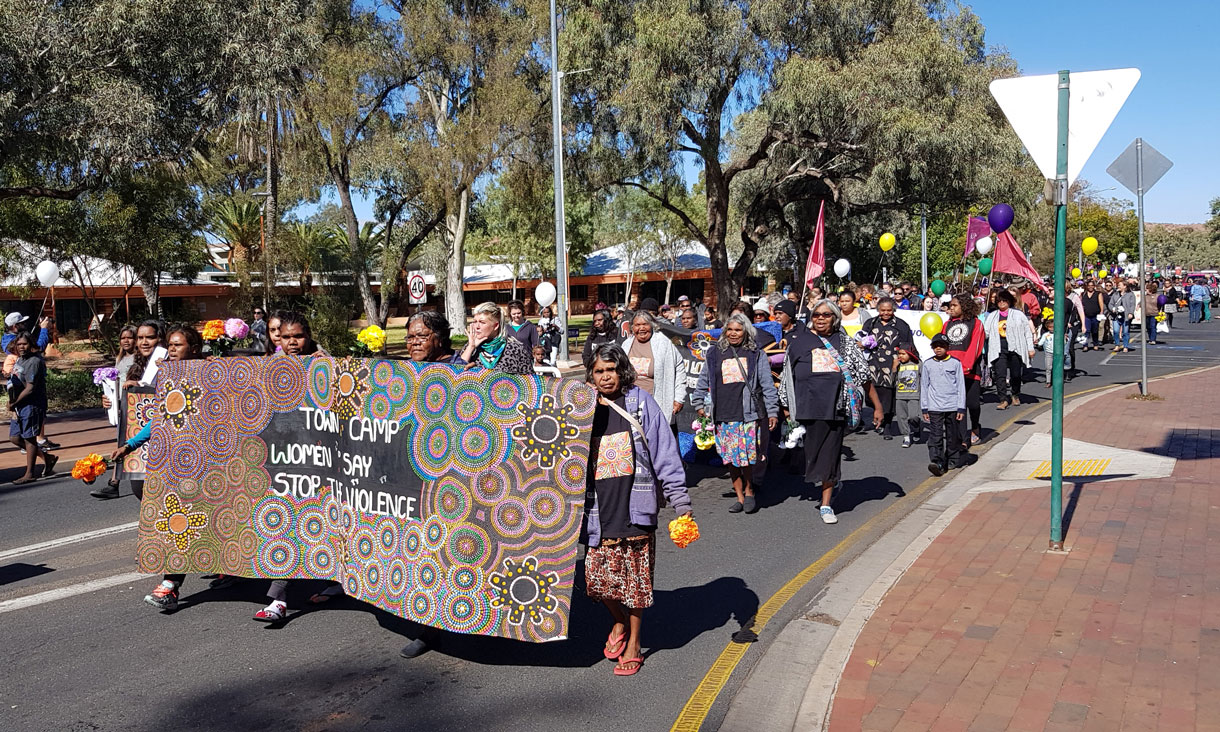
[992,231,1048,292]
[964,217,990,257]
[805,200,825,286]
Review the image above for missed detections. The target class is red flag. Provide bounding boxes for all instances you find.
[804,200,825,286]
[964,217,990,257]
[992,230,1047,292]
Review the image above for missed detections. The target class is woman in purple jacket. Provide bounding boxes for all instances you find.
[583,343,692,676]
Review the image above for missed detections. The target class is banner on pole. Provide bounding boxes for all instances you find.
[137,356,595,642]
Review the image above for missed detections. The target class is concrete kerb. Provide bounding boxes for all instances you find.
[719,366,1216,732]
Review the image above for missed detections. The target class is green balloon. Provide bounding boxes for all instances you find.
[930,279,946,296]
[978,258,993,275]
[1153,272,1162,278]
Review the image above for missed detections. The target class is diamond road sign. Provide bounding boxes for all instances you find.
[1107,138,1173,195]
[990,68,1140,185]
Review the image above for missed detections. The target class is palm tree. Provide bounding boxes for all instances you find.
[209,198,263,290]
[328,221,385,277]
[282,222,340,294]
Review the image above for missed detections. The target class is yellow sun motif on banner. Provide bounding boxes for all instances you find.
[489,556,559,626]
[512,393,579,469]
[154,493,208,551]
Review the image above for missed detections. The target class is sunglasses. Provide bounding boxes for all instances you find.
[811,312,834,319]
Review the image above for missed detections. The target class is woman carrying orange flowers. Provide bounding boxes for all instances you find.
[583,343,692,676]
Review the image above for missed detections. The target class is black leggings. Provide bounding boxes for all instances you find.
[992,353,1023,402]
[964,378,981,433]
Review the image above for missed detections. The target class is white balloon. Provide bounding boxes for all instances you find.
[534,281,557,308]
[975,236,993,256]
[833,258,851,278]
[1117,252,1128,262]
[35,260,59,287]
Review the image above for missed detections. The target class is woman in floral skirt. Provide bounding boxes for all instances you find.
[692,313,778,514]
[583,344,692,676]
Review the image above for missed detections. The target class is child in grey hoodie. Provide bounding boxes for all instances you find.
[922,334,966,476]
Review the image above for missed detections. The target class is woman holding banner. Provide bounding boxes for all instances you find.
[404,310,456,364]
[619,311,686,421]
[584,344,692,676]
[93,320,167,501]
[692,314,778,514]
[110,323,204,610]
[458,302,533,375]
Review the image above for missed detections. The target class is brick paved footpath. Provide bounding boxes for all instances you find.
[827,368,1220,731]
[0,409,115,481]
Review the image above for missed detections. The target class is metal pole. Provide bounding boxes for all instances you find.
[1137,138,1148,395]
[920,206,928,292]
[549,0,570,361]
[1049,69,1070,552]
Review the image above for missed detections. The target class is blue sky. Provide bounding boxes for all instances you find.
[972,0,1218,224]
[311,1,1217,229]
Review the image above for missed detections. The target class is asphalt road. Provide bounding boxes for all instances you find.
[2,322,1217,732]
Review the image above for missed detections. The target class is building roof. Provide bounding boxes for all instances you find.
[462,241,711,284]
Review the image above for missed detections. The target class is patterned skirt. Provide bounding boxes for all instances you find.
[715,420,759,467]
[585,534,656,609]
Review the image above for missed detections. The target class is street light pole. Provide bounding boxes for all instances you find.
[549,0,570,362]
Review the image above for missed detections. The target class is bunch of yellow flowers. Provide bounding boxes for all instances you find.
[357,325,387,353]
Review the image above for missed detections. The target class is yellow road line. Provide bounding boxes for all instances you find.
[670,371,1210,732]
[669,474,939,732]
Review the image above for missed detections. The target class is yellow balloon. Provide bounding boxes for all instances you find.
[919,312,941,339]
[1097,270,1107,279]
[879,232,896,251]
[1082,236,1099,256]
[1071,267,1081,278]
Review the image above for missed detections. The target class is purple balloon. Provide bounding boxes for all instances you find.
[987,203,1015,234]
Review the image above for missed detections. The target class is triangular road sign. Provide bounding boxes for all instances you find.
[990,68,1140,185]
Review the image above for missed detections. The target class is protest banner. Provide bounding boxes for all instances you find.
[118,386,156,484]
[137,356,595,642]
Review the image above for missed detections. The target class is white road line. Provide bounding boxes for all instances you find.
[0,522,139,561]
[1098,351,1115,366]
[0,571,151,615]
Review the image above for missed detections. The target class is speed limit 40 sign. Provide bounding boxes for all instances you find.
[407,272,427,304]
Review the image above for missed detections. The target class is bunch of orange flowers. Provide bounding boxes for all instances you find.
[71,453,110,484]
[668,515,700,548]
[201,319,225,341]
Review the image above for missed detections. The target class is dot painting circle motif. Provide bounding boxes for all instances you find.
[264,356,306,411]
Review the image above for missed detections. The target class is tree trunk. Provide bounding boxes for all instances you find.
[264,96,279,311]
[664,274,673,306]
[444,189,471,336]
[137,271,160,317]
[334,175,380,322]
[704,165,739,309]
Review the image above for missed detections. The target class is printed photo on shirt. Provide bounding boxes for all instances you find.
[810,349,841,374]
[721,358,745,384]
[594,431,634,480]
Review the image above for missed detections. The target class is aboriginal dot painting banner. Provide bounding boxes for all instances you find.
[136,355,596,642]
[119,386,157,482]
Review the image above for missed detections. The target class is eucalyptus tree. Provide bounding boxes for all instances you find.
[0,0,313,202]
[567,0,1029,305]
[389,0,549,334]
